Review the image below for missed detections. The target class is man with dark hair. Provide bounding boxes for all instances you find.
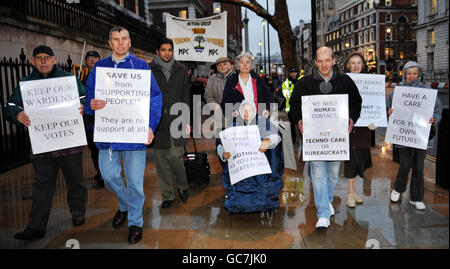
[290,46,362,230]
[84,26,162,244]
[149,37,191,209]
[4,45,87,240]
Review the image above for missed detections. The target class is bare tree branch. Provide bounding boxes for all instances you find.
[217,0,275,29]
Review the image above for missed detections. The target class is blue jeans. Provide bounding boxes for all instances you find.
[99,149,146,227]
[310,161,340,219]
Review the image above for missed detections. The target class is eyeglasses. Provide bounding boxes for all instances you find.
[86,56,98,61]
[34,55,53,62]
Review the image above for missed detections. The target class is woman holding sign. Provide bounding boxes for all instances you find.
[343,52,372,208]
[217,101,284,213]
[387,61,442,210]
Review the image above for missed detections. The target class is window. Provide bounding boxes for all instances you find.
[370,15,374,24]
[386,13,392,23]
[359,33,363,45]
[386,0,392,6]
[370,30,374,42]
[427,52,434,71]
[333,32,336,39]
[135,0,139,15]
[213,2,221,14]
[351,36,355,47]
[430,0,437,15]
[179,10,187,19]
[337,31,339,38]
[411,0,417,6]
[341,14,344,22]
[350,8,354,17]
[386,28,392,40]
[364,17,368,26]
[162,12,168,23]
[365,32,368,44]
[359,19,363,28]
[351,23,354,31]
[428,30,435,45]
[369,0,374,8]
[358,4,362,13]
[346,11,349,19]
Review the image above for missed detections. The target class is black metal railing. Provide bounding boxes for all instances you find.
[0,49,73,172]
[1,0,162,54]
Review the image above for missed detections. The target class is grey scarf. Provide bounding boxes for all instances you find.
[153,55,175,81]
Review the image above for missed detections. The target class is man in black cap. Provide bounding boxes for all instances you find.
[282,66,300,142]
[82,51,100,85]
[3,45,88,240]
[81,50,103,188]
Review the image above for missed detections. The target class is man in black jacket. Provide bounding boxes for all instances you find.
[4,45,87,240]
[149,38,191,208]
[290,46,362,230]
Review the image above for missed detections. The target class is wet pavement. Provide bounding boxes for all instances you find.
[0,134,448,249]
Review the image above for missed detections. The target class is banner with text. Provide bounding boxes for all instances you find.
[347,73,387,127]
[20,76,87,154]
[94,67,151,143]
[219,125,272,185]
[302,94,349,161]
[166,12,227,62]
[385,86,437,150]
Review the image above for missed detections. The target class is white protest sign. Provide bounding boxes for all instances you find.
[302,94,349,161]
[94,67,150,143]
[166,12,227,62]
[219,125,272,185]
[385,86,437,150]
[347,73,387,127]
[20,76,87,154]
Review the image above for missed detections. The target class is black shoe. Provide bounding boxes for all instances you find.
[128,225,142,244]
[94,171,102,180]
[14,228,45,241]
[95,178,105,189]
[161,200,174,208]
[112,210,127,228]
[72,215,85,226]
[178,189,189,203]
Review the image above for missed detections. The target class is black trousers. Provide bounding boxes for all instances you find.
[84,114,99,171]
[28,152,87,231]
[394,147,426,202]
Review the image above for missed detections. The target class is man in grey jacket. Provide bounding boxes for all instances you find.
[204,56,234,134]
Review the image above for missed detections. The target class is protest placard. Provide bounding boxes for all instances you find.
[301,94,349,161]
[20,76,87,154]
[219,125,272,185]
[347,73,387,127]
[166,12,227,62]
[385,86,437,150]
[94,67,151,143]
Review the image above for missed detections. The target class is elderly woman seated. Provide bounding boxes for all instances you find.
[217,101,284,213]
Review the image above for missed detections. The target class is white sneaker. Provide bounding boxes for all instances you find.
[329,203,335,216]
[315,217,330,230]
[410,201,426,210]
[390,189,400,202]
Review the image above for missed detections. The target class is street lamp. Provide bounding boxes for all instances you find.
[259,41,263,72]
[262,19,267,75]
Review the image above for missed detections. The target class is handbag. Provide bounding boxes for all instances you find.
[183,138,211,186]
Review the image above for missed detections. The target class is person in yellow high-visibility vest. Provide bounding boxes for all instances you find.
[282,66,300,142]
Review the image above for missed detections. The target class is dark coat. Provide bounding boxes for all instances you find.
[149,61,192,149]
[289,66,362,126]
[220,72,273,118]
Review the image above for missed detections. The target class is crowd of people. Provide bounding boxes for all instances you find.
[3,25,442,244]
